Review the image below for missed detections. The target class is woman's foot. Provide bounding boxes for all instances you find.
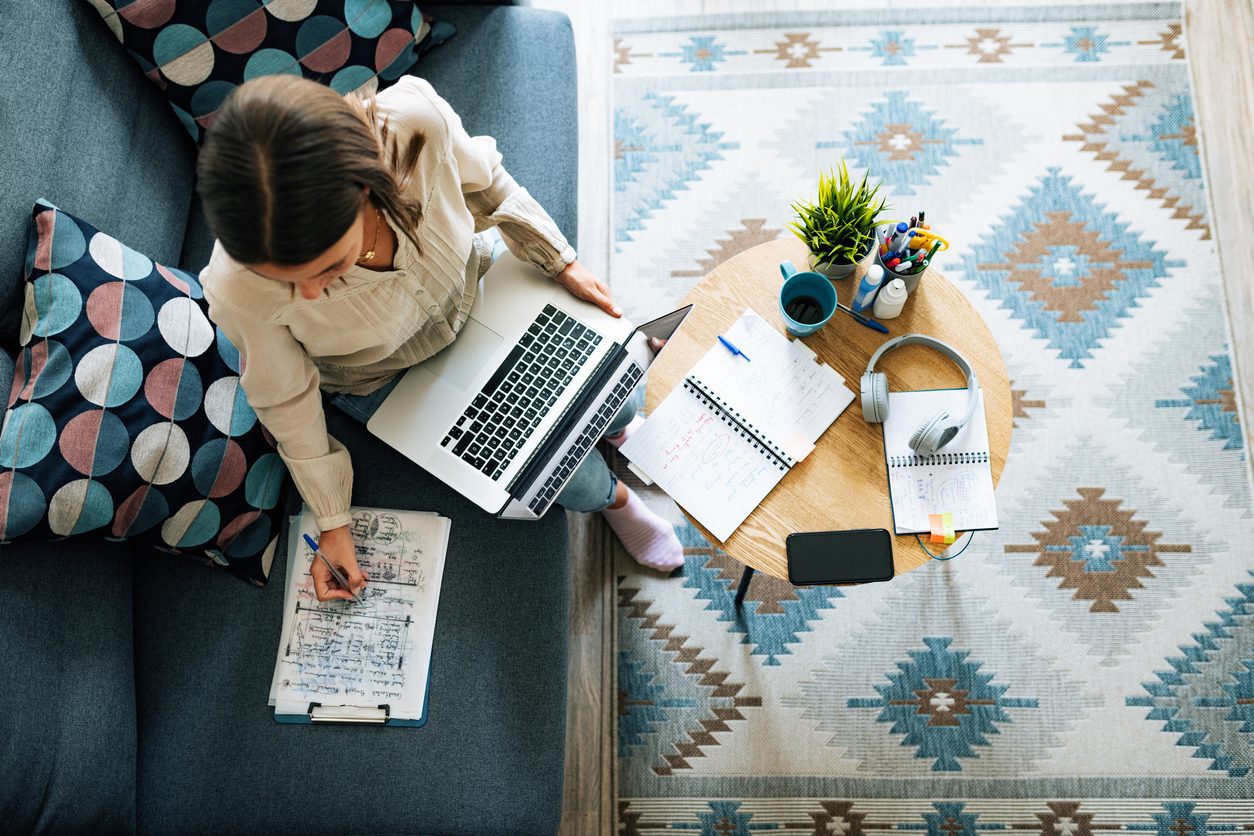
[602,485,684,571]
[604,415,644,450]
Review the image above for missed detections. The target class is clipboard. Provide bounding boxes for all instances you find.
[270,507,449,728]
[274,678,432,727]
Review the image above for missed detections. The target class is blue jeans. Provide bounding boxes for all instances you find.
[329,375,635,513]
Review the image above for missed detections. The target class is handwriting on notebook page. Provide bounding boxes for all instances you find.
[278,509,436,708]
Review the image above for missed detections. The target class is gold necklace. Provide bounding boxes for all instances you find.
[358,206,382,263]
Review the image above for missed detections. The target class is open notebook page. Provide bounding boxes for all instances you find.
[270,507,450,720]
[883,388,997,534]
[620,383,785,542]
[689,310,854,461]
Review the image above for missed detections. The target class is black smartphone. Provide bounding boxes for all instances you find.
[786,529,894,585]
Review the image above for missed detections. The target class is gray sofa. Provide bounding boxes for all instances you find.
[0,3,576,833]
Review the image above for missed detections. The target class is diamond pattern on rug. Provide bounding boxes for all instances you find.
[992,441,1217,663]
[1044,25,1131,62]
[942,27,1033,64]
[835,91,982,194]
[1004,487,1191,614]
[676,522,843,667]
[614,92,740,247]
[1063,79,1209,239]
[618,581,763,780]
[963,168,1183,369]
[750,32,842,69]
[658,35,747,72]
[1102,288,1250,514]
[1156,353,1242,452]
[1127,573,1254,778]
[847,30,937,66]
[845,637,1041,772]
[784,571,1097,776]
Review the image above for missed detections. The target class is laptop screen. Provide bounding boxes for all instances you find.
[631,304,694,364]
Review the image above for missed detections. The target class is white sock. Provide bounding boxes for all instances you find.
[604,415,644,449]
[602,488,684,571]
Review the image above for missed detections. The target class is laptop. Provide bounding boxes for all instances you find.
[367,251,692,519]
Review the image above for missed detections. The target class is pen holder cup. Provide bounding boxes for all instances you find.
[779,261,837,337]
[876,224,927,294]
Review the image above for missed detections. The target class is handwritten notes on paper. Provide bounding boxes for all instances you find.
[621,310,855,542]
[270,507,451,721]
[624,383,782,541]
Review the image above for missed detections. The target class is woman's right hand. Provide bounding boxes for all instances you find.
[312,525,368,601]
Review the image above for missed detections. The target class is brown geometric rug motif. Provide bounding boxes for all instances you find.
[1004,487,1191,613]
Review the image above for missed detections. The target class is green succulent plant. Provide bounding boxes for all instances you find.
[788,162,888,265]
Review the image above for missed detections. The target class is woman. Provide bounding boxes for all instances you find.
[198,75,682,601]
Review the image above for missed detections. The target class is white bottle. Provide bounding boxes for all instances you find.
[851,264,885,313]
[872,278,908,319]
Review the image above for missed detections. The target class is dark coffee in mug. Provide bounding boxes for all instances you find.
[785,295,824,325]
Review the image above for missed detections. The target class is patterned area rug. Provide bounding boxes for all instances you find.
[608,3,1254,831]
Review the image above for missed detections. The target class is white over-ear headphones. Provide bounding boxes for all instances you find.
[860,334,980,456]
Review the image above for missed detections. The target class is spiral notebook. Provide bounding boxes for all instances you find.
[620,310,855,542]
[882,388,998,535]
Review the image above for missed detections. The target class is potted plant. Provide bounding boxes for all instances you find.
[788,162,888,279]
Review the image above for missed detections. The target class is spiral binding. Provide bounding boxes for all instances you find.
[683,376,792,473]
[888,451,990,468]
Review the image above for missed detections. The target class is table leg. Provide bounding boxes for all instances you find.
[734,566,755,608]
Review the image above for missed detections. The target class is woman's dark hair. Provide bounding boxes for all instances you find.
[196,74,424,268]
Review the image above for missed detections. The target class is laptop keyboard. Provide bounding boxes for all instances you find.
[528,362,643,515]
[440,304,602,479]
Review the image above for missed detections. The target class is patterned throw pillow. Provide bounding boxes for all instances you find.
[0,200,288,585]
[85,0,453,143]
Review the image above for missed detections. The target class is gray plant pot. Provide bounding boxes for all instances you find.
[808,235,876,279]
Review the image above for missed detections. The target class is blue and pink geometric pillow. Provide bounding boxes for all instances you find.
[85,0,454,143]
[0,199,288,585]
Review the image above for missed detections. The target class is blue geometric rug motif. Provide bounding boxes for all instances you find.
[614,92,739,246]
[832,90,983,194]
[677,522,842,667]
[1127,573,1254,778]
[657,35,747,72]
[963,167,1184,368]
[1155,352,1244,452]
[846,636,1040,772]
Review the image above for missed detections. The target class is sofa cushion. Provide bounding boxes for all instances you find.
[0,0,197,347]
[132,408,568,835]
[1,200,287,584]
[179,4,577,273]
[86,0,454,144]
[0,541,137,834]
[409,6,577,246]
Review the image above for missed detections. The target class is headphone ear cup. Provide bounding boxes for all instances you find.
[909,410,949,455]
[861,372,889,423]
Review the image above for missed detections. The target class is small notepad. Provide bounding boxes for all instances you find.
[882,388,998,535]
[621,310,855,541]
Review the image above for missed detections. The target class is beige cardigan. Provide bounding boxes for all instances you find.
[203,77,576,530]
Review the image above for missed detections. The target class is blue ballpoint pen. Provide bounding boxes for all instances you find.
[836,302,890,334]
[717,335,751,361]
[302,532,363,604]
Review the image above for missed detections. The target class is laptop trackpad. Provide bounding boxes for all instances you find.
[422,317,504,391]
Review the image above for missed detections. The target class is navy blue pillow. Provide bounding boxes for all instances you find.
[0,200,288,585]
[86,0,454,143]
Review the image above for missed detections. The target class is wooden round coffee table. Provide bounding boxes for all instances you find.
[645,238,1012,590]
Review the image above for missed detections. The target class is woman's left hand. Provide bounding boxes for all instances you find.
[554,260,621,318]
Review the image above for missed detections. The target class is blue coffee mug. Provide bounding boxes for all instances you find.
[779,261,837,337]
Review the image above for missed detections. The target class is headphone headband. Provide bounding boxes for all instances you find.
[864,334,981,426]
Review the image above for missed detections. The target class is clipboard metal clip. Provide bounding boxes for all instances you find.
[307,702,391,724]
